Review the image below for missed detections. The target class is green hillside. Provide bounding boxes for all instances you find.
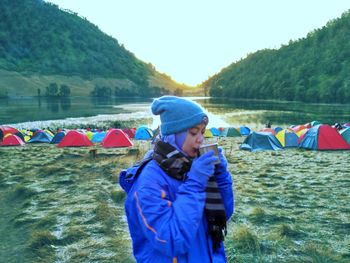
[202,10,350,103]
[0,0,195,97]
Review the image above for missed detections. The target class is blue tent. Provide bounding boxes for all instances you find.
[221,127,241,137]
[275,129,299,148]
[91,132,107,143]
[28,131,53,143]
[239,126,251,136]
[30,128,40,133]
[340,127,350,145]
[50,131,66,144]
[274,127,283,133]
[311,120,321,127]
[135,126,153,140]
[240,132,283,152]
[210,127,221,136]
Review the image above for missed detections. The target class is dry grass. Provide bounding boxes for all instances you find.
[1,138,349,262]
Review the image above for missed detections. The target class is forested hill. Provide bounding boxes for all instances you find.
[0,0,191,97]
[202,10,350,103]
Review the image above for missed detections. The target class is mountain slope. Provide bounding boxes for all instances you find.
[0,0,195,97]
[202,10,350,103]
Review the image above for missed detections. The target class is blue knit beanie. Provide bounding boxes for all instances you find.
[151,96,208,135]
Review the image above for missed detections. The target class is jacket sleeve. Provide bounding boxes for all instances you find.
[215,168,234,220]
[129,164,207,257]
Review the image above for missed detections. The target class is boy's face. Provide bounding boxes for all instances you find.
[181,123,206,158]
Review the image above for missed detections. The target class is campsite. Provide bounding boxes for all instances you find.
[1,124,349,262]
[2,1,350,261]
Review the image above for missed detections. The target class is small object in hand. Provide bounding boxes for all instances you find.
[199,143,220,164]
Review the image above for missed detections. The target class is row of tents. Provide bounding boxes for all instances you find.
[0,126,153,143]
[240,124,350,151]
[0,128,134,148]
[0,125,247,148]
[1,122,350,151]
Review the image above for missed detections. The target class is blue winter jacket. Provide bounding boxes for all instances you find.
[122,157,234,263]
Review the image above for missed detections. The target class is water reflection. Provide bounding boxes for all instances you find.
[37,97,71,113]
[46,97,59,113]
[91,96,112,106]
[60,97,71,111]
[44,97,72,113]
[1,97,350,127]
[37,97,42,108]
[200,98,350,126]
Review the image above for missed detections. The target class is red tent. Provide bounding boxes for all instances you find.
[0,134,25,146]
[304,123,312,129]
[102,129,133,148]
[123,128,136,139]
[259,128,276,135]
[0,126,19,140]
[57,130,93,147]
[299,124,350,150]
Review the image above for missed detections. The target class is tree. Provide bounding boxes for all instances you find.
[45,82,58,96]
[174,88,183,96]
[59,84,70,97]
[202,10,350,104]
[91,85,112,97]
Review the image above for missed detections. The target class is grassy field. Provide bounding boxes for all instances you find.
[0,137,349,262]
[0,69,201,98]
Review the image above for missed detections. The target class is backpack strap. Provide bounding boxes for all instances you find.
[119,157,153,193]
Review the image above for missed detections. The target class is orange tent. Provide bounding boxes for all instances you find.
[291,125,307,133]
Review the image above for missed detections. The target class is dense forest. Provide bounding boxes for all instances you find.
[0,0,187,97]
[2,0,349,101]
[202,10,350,103]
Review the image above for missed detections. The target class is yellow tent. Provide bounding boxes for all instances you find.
[20,129,32,142]
[204,129,213,138]
[85,130,94,141]
[44,129,54,137]
[296,128,308,137]
[276,129,298,147]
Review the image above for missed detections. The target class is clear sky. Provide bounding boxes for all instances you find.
[46,0,350,86]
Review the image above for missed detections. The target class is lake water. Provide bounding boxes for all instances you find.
[1,97,350,130]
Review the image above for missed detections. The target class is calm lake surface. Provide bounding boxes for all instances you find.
[1,96,350,129]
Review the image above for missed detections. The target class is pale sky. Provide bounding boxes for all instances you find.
[46,0,350,86]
